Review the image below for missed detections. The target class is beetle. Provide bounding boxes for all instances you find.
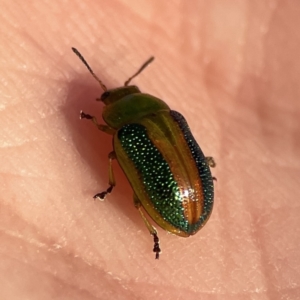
[72,48,215,259]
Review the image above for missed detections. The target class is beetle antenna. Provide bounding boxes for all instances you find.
[124,56,155,86]
[72,47,107,92]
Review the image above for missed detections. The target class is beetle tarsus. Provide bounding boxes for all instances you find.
[206,156,216,168]
[93,185,114,200]
[152,233,161,259]
[80,111,93,120]
[80,111,115,135]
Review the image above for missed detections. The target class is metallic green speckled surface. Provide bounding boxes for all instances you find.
[118,116,214,234]
[118,123,191,232]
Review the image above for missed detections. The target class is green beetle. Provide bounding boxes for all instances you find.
[72,48,215,259]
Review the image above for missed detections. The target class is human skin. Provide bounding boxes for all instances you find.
[1,1,300,299]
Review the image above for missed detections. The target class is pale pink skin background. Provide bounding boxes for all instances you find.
[1,1,300,299]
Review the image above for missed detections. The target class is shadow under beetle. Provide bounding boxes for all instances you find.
[72,48,216,259]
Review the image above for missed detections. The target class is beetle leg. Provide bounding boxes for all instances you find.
[206,157,217,181]
[133,194,161,259]
[80,110,115,135]
[206,156,216,168]
[93,151,116,200]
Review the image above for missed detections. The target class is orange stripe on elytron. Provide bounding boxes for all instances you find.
[140,111,205,228]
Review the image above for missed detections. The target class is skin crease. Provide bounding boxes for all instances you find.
[0,0,300,299]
